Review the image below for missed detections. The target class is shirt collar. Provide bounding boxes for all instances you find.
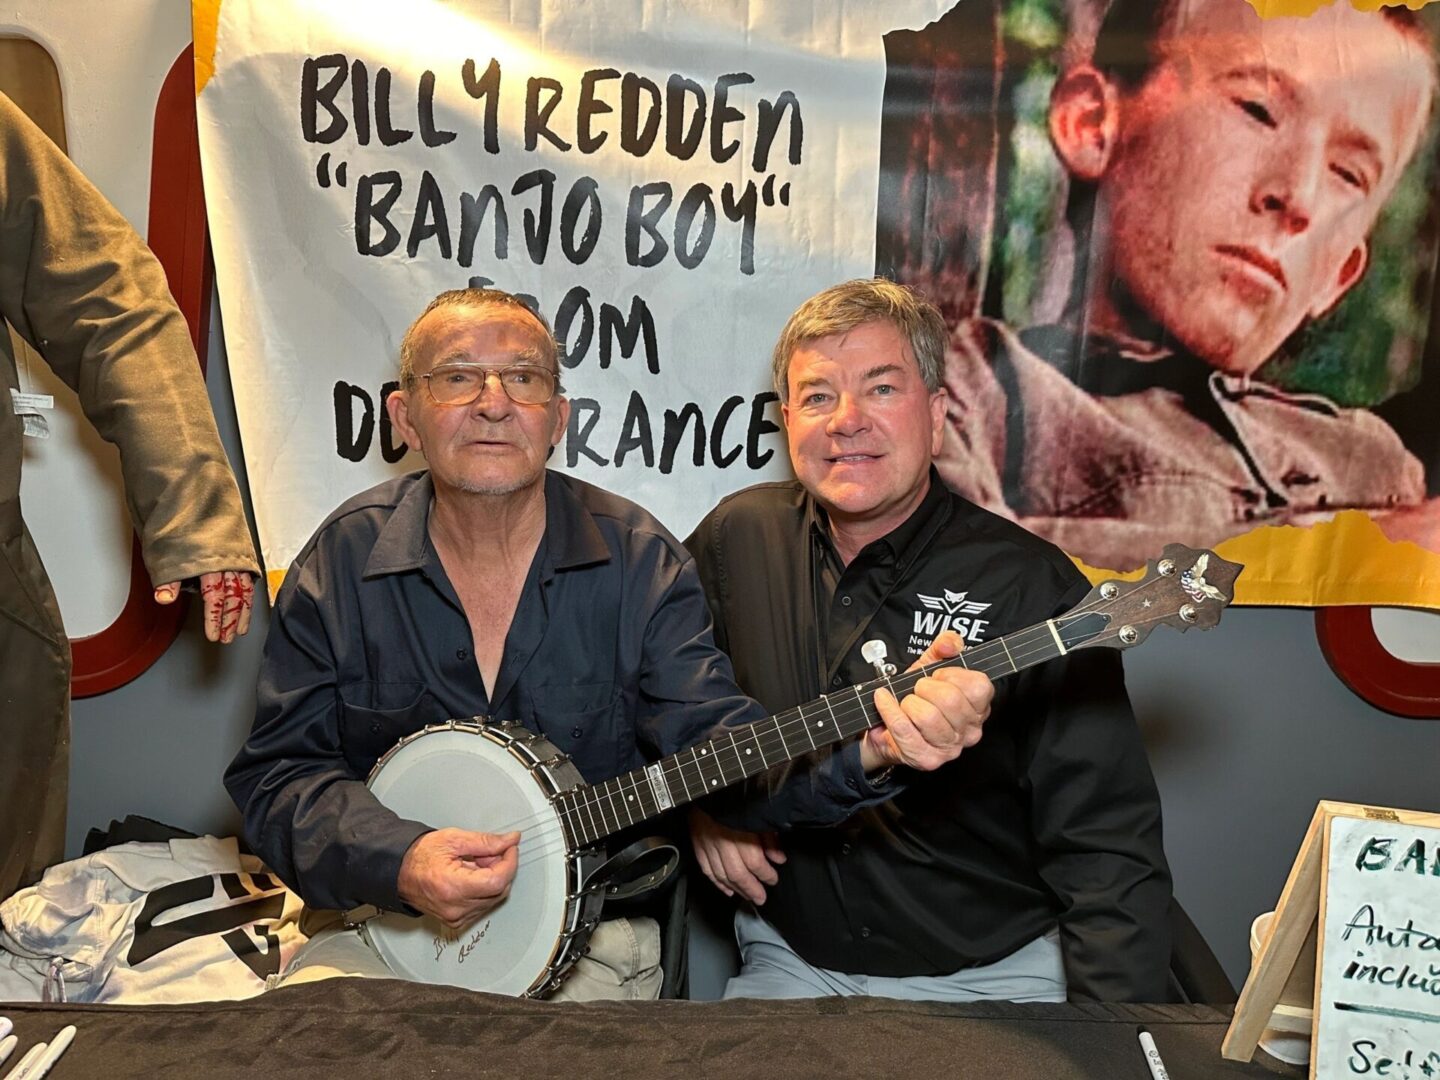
[541,470,611,572]
[805,466,951,563]
[1020,323,1213,402]
[363,469,611,579]
[364,471,437,578]
[1020,322,1325,409]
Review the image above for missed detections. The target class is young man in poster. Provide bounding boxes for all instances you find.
[932,0,1438,569]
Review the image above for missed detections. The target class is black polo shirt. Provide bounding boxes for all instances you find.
[686,472,1173,1002]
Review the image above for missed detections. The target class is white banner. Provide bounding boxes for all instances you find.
[196,0,947,589]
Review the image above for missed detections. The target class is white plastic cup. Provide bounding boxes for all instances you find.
[1250,911,1312,1066]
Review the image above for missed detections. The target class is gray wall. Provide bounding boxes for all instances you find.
[1125,605,1440,984]
[67,314,1440,997]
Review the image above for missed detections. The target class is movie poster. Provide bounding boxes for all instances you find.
[878,0,1440,602]
[197,0,1440,606]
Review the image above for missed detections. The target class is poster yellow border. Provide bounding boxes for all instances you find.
[1075,510,1440,609]
[192,0,220,96]
[1248,0,1437,16]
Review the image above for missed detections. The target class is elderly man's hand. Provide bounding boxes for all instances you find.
[690,808,786,906]
[859,630,992,773]
[397,828,520,928]
[154,570,256,643]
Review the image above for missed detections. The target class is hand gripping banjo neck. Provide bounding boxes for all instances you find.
[555,542,1242,851]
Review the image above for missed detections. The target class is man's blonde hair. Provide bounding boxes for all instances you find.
[771,278,948,402]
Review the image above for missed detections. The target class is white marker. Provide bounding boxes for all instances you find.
[1137,1027,1170,1080]
[0,1019,10,1041]
[17,1025,75,1080]
[1,1042,44,1080]
[0,1036,16,1066]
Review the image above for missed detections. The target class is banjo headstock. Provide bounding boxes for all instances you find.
[1055,544,1243,653]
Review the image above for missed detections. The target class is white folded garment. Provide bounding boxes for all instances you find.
[0,836,307,1004]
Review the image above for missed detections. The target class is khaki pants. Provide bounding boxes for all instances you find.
[274,915,662,1002]
[0,518,71,902]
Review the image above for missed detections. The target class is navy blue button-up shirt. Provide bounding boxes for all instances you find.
[226,469,775,912]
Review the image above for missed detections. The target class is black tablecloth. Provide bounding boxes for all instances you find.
[0,982,1300,1079]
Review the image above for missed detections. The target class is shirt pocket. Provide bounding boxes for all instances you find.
[337,681,448,776]
[531,681,622,782]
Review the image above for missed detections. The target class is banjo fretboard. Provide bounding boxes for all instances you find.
[553,610,1111,849]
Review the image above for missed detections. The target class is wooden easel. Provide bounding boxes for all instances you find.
[1222,800,1440,1069]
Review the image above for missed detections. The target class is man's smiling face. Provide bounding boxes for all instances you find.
[781,318,945,533]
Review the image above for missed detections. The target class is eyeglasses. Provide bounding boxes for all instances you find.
[418,364,560,406]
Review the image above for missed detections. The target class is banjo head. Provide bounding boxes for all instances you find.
[364,724,580,996]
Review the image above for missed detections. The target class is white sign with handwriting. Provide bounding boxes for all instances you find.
[1314,814,1440,1079]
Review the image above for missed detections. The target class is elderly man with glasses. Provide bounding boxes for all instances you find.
[226,287,976,998]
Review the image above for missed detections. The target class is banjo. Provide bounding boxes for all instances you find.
[358,543,1240,996]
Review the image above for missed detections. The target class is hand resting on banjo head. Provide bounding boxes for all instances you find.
[398,828,521,929]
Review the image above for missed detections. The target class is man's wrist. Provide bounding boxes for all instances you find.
[857,739,897,786]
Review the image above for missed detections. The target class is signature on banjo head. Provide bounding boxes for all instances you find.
[433,919,492,964]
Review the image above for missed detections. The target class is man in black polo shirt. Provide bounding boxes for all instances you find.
[687,278,1172,1002]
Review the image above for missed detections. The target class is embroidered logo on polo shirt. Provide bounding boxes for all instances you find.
[908,589,992,653]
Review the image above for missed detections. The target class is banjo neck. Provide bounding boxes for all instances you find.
[552,543,1241,851]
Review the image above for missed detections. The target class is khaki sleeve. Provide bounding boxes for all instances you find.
[934,318,1017,518]
[0,92,258,584]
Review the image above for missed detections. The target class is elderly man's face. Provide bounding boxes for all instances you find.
[387,304,568,499]
[1092,0,1432,375]
[781,319,945,532]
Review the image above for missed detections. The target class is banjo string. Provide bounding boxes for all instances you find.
[415,609,1175,865]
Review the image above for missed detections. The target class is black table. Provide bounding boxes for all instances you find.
[0,982,1302,1078]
